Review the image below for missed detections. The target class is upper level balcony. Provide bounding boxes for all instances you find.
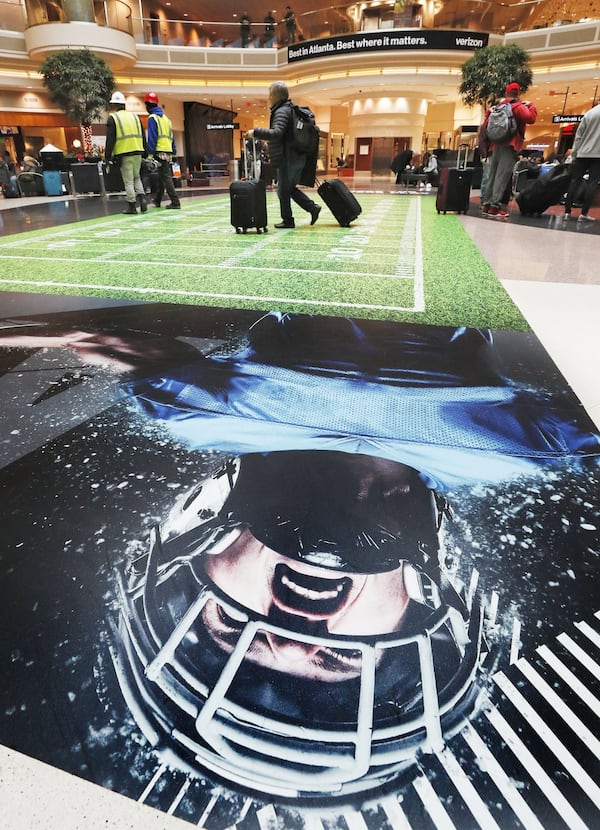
[17,0,137,68]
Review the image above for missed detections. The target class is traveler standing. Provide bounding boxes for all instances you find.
[144,92,181,210]
[562,102,600,224]
[240,11,252,48]
[104,91,147,215]
[481,82,537,220]
[284,6,296,44]
[263,11,276,46]
[246,80,320,228]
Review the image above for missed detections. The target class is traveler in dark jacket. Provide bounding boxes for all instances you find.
[391,148,413,184]
[246,80,320,228]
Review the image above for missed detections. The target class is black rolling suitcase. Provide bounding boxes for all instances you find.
[436,145,472,214]
[516,164,571,216]
[317,178,362,227]
[101,162,125,194]
[230,143,268,234]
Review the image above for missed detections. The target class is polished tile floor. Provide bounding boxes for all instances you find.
[0,186,599,828]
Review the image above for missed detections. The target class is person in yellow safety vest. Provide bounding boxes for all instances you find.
[105,91,147,215]
[144,92,181,210]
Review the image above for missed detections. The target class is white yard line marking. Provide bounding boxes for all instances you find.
[0,278,417,312]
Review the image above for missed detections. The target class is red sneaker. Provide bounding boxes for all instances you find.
[494,209,510,220]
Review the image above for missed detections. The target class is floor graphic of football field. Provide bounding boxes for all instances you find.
[0,193,527,329]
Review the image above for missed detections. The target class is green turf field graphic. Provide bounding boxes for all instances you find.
[0,193,528,329]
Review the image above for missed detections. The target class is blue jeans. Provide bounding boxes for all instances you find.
[277,154,318,223]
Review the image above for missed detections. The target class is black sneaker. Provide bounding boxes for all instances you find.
[274,220,295,228]
[165,203,181,210]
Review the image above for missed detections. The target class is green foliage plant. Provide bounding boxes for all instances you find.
[40,49,115,150]
[459,44,533,109]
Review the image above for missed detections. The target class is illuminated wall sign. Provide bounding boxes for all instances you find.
[288,30,488,63]
[206,123,238,130]
[552,114,584,123]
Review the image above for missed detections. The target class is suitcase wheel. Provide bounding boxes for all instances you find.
[235,227,242,234]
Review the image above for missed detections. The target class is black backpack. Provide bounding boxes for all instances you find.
[486,102,517,144]
[289,103,320,155]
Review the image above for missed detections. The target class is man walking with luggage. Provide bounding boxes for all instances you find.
[104,91,147,215]
[481,82,537,219]
[562,102,600,224]
[246,80,320,228]
[144,92,181,210]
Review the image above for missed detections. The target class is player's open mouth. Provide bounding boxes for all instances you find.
[272,562,352,617]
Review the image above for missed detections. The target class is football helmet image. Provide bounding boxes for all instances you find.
[111,450,488,799]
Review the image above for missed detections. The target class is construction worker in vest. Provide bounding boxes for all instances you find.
[104,91,147,215]
[144,92,181,209]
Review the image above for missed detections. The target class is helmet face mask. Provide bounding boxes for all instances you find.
[112,451,487,798]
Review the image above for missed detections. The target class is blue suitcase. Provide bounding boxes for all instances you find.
[43,170,63,196]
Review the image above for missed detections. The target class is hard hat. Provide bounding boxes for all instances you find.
[110,91,126,105]
[144,92,159,105]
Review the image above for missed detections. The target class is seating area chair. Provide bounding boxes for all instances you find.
[17,172,45,196]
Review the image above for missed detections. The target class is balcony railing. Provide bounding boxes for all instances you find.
[132,0,599,49]
[6,0,600,45]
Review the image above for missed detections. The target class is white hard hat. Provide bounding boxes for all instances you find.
[110,91,126,105]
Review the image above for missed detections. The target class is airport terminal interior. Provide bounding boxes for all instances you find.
[1,1,600,828]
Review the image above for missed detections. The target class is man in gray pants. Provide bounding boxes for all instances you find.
[481,83,537,220]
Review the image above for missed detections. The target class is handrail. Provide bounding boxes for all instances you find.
[11,0,600,43]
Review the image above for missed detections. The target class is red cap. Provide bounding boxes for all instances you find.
[505,83,520,97]
[144,92,159,105]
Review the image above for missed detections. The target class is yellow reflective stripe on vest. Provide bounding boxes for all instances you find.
[112,111,144,155]
[151,113,173,153]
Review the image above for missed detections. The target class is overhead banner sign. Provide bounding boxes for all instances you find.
[552,114,584,123]
[288,29,488,63]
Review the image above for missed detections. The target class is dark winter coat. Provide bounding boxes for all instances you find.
[252,100,293,168]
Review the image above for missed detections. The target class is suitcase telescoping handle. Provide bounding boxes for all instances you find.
[457,143,469,171]
[244,136,260,180]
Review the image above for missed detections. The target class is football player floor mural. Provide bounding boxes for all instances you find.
[1,303,599,828]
